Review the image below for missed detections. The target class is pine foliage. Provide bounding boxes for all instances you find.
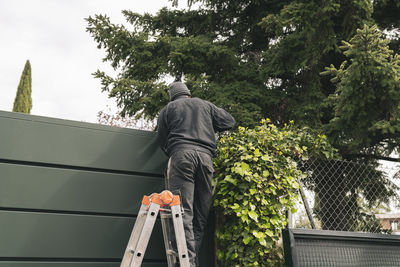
[322,25,400,154]
[86,0,399,130]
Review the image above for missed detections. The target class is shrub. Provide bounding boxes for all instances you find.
[213,119,335,266]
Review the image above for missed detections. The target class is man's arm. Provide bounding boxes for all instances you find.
[156,107,169,154]
[211,104,236,132]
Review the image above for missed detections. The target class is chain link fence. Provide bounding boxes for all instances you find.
[291,159,400,234]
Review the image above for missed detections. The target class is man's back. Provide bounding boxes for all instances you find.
[157,96,235,157]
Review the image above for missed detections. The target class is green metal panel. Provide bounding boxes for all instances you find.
[0,111,168,174]
[0,263,121,267]
[0,211,164,259]
[0,110,215,266]
[0,163,164,215]
[0,264,120,267]
[0,263,166,267]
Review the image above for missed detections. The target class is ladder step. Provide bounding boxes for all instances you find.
[160,213,172,219]
[166,249,178,256]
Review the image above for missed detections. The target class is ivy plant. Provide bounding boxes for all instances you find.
[213,119,336,266]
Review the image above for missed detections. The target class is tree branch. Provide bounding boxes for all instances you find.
[347,153,400,162]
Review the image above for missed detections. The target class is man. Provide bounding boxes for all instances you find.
[157,81,235,266]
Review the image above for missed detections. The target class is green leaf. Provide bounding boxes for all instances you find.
[248,210,258,222]
[259,238,267,247]
[270,216,280,225]
[243,236,252,245]
[231,203,240,210]
[261,154,271,161]
[265,230,274,237]
[252,231,265,239]
[224,175,237,185]
[279,198,288,204]
[241,162,250,171]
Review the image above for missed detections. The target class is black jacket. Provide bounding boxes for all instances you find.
[157,96,235,157]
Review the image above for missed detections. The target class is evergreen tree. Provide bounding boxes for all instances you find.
[322,24,400,156]
[13,60,32,114]
[87,1,400,231]
[86,1,296,126]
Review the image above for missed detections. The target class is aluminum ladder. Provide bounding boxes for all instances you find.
[120,190,190,267]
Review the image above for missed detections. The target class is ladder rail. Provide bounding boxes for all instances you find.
[129,202,160,267]
[171,204,190,267]
[120,204,148,267]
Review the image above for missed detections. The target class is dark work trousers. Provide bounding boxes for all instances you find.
[166,149,214,267]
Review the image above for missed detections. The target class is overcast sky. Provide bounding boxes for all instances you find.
[0,0,171,123]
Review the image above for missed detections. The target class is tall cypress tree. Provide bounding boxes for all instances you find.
[13,60,32,114]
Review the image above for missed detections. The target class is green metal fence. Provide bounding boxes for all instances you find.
[0,110,214,267]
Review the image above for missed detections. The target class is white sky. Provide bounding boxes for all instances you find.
[0,0,171,123]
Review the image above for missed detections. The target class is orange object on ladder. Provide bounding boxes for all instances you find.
[120,190,190,267]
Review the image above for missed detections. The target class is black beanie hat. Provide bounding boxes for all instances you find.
[169,82,191,101]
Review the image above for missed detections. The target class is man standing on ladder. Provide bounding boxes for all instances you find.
[157,81,235,267]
